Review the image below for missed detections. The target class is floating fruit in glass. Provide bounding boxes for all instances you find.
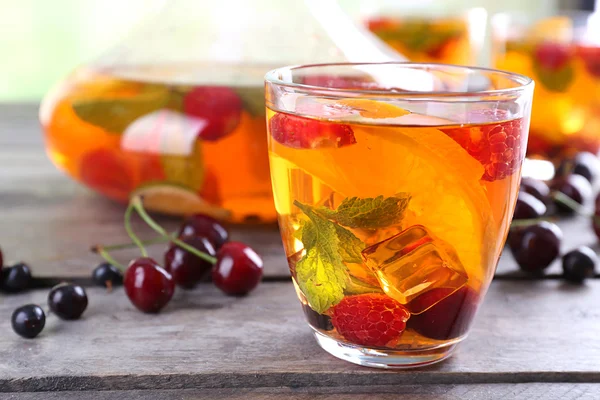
[361,1,486,65]
[39,0,399,222]
[492,12,600,159]
[266,63,533,368]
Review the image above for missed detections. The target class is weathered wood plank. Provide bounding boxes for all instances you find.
[0,280,599,392]
[1,384,599,399]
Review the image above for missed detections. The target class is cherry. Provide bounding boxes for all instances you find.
[407,286,479,340]
[212,242,263,296]
[178,214,229,250]
[520,177,550,204]
[534,42,572,71]
[0,246,3,267]
[1,262,32,293]
[164,235,216,289]
[562,246,597,283]
[12,304,45,339]
[555,152,600,184]
[48,283,88,320]
[513,191,547,220]
[551,174,593,214]
[79,149,134,202]
[183,86,242,141]
[302,303,333,331]
[508,222,562,272]
[593,194,600,240]
[124,257,175,313]
[92,262,123,288]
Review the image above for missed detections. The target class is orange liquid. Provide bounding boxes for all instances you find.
[366,16,472,65]
[494,41,600,158]
[40,67,275,222]
[268,108,523,351]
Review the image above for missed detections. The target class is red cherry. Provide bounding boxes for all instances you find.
[124,257,175,313]
[407,286,479,340]
[178,214,229,250]
[269,112,356,149]
[164,235,216,289]
[79,149,134,201]
[534,42,572,71]
[577,45,600,77]
[183,86,242,141]
[212,242,263,296]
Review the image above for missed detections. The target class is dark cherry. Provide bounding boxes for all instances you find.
[562,246,597,283]
[407,286,479,340]
[1,262,32,293]
[302,303,333,331]
[520,177,551,204]
[164,235,216,289]
[508,222,562,272]
[212,242,263,296]
[551,174,593,214]
[12,304,45,339]
[0,246,3,267]
[593,201,600,240]
[555,152,600,184]
[513,191,547,220]
[48,283,89,320]
[92,262,123,288]
[178,214,229,250]
[124,257,175,313]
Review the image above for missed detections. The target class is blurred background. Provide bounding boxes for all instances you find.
[0,0,596,101]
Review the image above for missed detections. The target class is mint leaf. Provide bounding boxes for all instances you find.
[333,223,364,264]
[72,86,172,134]
[316,194,411,229]
[532,61,574,92]
[294,202,348,313]
[345,276,384,295]
[235,86,265,118]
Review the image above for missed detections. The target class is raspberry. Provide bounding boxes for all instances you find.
[331,294,410,347]
[407,286,479,340]
[441,117,524,181]
[183,86,242,141]
[534,42,572,71]
[269,112,356,149]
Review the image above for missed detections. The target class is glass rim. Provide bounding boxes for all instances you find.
[264,62,534,99]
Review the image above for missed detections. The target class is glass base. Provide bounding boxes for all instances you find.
[312,331,461,369]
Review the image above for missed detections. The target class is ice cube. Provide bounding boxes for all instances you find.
[362,225,468,314]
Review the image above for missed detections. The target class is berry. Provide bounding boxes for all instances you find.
[508,221,562,272]
[562,246,597,283]
[183,86,242,141]
[331,294,410,347]
[551,174,592,214]
[92,263,123,288]
[1,263,32,293]
[407,286,479,340]
[164,235,216,289]
[48,283,88,320]
[269,112,356,149]
[513,191,547,220]
[577,45,600,77]
[534,42,572,71]
[302,303,333,331]
[80,149,133,202]
[212,242,263,296]
[441,118,524,181]
[178,214,229,250]
[555,152,600,184]
[520,177,550,204]
[124,257,175,313]
[12,304,45,339]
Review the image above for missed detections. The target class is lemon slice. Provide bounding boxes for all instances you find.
[133,184,231,219]
[528,16,572,43]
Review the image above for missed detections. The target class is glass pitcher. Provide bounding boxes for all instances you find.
[39,0,401,223]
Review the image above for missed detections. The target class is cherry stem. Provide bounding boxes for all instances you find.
[124,201,148,257]
[510,218,556,229]
[94,246,126,272]
[93,236,173,252]
[130,196,218,265]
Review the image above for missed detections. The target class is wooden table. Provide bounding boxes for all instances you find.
[1,104,599,399]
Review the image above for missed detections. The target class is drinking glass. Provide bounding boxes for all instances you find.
[265,63,533,368]
[492,12,600,159]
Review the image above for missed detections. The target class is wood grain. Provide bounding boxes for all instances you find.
[0,280,599,392]
[1,384,599,399]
